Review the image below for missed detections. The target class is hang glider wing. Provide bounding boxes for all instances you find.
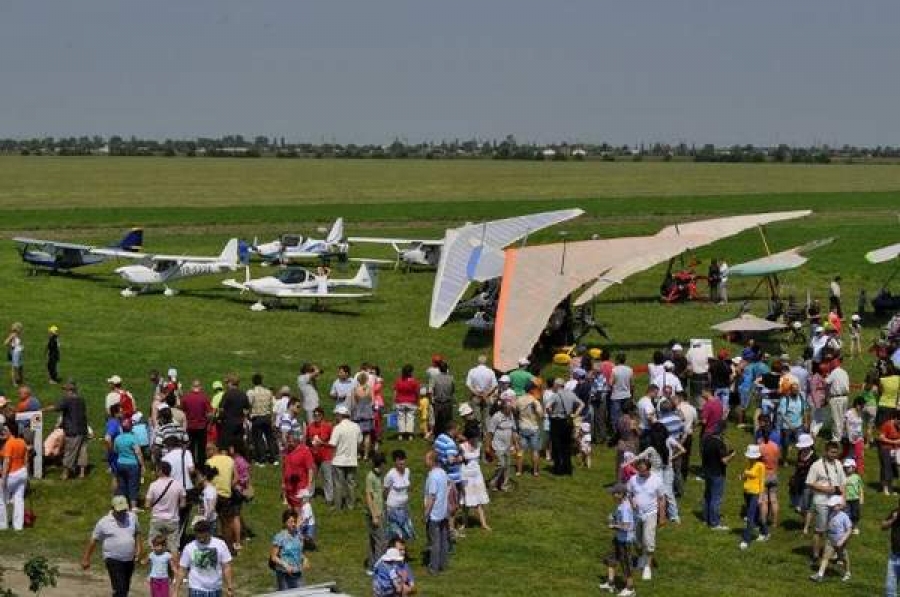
[429,208,584,328]
[573,210,812,306]
[866,242,900,264]
[494,210,812,371]
[728,237,834,277]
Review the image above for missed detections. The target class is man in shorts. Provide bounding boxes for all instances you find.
[515,381,544,477]
[626,459,666,581]
[806,441,846,565]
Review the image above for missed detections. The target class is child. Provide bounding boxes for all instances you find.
[739,444,769,550]
[619,451,637,484]
[598,484,636,596]
[810,495,853,582]
[578,421,593,468]
[418,387,433,440]
[843,458,863,535]
[147,534,173,597]
[299,489,317,550]
[849,314,862,358]
[372,547,413,597]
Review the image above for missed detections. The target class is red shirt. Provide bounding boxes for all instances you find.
[181,390,212,431]
[306,420,334,463]
[393,377,420,406]
[701,397,723,436]
[283,444,315,499]
[117,390,136,420]
[881,421,900,449]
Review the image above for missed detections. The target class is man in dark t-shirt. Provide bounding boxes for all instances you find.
[701,425,733,530]
[218,375,250,449]
[44,381,89,479]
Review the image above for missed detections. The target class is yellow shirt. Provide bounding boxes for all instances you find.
[742,461,765,495]
[206,453,234,499]
[881,376,900,409]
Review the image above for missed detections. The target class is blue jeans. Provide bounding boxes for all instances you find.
[779,427,800,457]
[742,493,768,543]
[703,475,725,527]
[276,571,304,590]
[888,553,900,597]
[661,465,679,522]
[115,463,140,506]
[609,399,626,433]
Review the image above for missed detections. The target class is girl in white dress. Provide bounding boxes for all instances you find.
[460,429,491,531]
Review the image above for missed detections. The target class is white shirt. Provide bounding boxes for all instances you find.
[686,347,709,375]
[830,281,841,299]
[610,365,634,401]
[298,373,320,411]
[383,467,411,508]
[636,396,656,431]
[466,364,497,395]
[330,378,357,407]
[180,537,232,591]
[678,402,698,436]
[627,472,664,518]
[162,448,195,491]
[300,502,315,527]
[826,367,850,396]
[329,419,362,467]
[105,391,122,412]
[719,261,729,283]
[651,371,683,394]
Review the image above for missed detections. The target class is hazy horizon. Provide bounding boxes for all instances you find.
[2,1,897,146]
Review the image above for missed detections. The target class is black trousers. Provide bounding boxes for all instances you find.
[104,558,134,597]
[433,402,454,437]
[187,428,207,466]
[47,357,60,383]
[251,417,279,463]
[550,417,573,475]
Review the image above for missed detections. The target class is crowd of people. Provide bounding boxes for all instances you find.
[2,306,900,595]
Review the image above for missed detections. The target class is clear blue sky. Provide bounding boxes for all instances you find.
[1,1,897,146]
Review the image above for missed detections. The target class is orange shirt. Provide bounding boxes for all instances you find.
[758,440,780,475]
[1,437,28,474]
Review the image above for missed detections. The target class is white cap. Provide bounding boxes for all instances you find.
[745,444,761,459]
[672,344,683,351]
[499,374,511,383]
[792,321,802,330]
[131,412,143,424]
[814,325,824,333]
[842,458,857,468]
[167,368,178,379]
[580,421,591,433]
[107,374,122,385]
[458,403,474,417]
[731,356,742,364]
[851,314,861,322]
[382,548,403,562]
[827,495,844,508]
[663,360,675,370]
[518,357,530,367]
[796,434,814,449]
[334,404,350,416]
[500,389,516,402]
[419,387,429,396]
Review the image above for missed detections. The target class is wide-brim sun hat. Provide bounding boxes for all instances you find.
[745,445,761,459]
[796,434,814,449]
[458,403,474,417]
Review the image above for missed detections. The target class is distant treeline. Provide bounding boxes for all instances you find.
[2,134,898,163]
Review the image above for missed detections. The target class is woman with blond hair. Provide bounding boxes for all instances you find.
[4,322,24,386]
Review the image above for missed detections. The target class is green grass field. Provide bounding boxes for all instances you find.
[1,157,899,596]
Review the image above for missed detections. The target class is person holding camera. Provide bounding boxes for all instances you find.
[806,441,846,566]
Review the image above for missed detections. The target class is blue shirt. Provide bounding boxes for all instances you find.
[827,510,853,545]
[114,432,140,466]
[433,433,462,483]
[272,529,303,574]
[740,361,769,394]
[425,467,449,522]
[614,500,635,543]
[777,395,806,429]
[132,422,150,447]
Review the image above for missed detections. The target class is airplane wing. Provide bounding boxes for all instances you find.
[493,211,812,371]
[13,238,93,250]
[273,289,372,299]
[866,242,900,264]
[429,208,584,328]
[90,247,151,260]
[573,210,813,306]
[348,237,444,246]
[151,254,219,263]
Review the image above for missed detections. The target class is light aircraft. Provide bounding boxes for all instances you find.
[251,218,348,264]
[348,236,443,269]
[13,229,143,273]
[222,263,376,311]
[866,239,900,314]
[91,239,240,297]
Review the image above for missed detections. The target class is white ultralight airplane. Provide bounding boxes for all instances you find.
[222,263,376,311]
[252,218,349,264]
[92,239,241,297]
[348,235,443,269]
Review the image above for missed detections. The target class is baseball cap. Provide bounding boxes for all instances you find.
[458,403,474,417]
[167,368,178,379]
[827,495,844,508]
[500,389,516,402]
[851,314,861,322]
[518,357,530,367]
[334,404,350,416]
[499,374,511,383]
[211,380,224,391]
[382,548,404,562]
[671,343,683,351]
[842,458,857,468]
[107,375,122,385]
[111,496,129,512]
[48,325,59,334]
[796,434,814,449]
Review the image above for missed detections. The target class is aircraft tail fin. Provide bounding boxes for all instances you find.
[350,262,377,289]
[326,218,344,244]
[115,228,143,252]
[219,238,240,268]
